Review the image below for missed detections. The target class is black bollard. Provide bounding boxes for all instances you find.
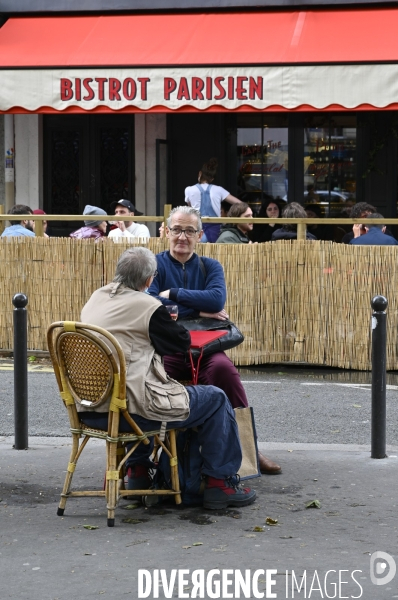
[12,293,29,450]
[371,295,388,459]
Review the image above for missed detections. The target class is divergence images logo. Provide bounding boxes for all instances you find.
[370,551,396,586]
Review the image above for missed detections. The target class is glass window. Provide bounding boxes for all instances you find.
[237,115,288,214]
[304,116,356,216]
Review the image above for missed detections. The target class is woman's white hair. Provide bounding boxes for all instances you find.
[113,247,157,290]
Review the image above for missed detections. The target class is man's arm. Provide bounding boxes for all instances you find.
[168,258,226,315]
[148,305,190,355]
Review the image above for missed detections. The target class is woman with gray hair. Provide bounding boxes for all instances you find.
[271,202,317,241]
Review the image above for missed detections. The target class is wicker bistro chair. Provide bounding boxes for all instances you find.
[47,321,182,527]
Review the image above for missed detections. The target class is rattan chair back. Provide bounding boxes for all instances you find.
[56,331,114,409]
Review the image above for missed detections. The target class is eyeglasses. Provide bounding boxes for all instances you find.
[169,227,199,238]
[152,270,158,278]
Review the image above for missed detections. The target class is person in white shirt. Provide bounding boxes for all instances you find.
[185,157,241,242]
[108,199,150,240]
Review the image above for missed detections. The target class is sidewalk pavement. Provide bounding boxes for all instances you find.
[1,436,397,599]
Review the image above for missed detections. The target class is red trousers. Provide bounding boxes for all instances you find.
[163,351,248,409]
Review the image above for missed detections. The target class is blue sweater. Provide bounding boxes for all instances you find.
[148,251,227,318]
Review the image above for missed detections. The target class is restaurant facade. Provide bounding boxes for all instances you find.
[1,0,398,235]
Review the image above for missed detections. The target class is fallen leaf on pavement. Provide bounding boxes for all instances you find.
[306,500,321,509]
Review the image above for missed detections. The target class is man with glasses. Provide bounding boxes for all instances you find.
[148,206,282,475]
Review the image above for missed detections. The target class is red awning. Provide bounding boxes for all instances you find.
[1,9,398,113]
[1,9,398,68]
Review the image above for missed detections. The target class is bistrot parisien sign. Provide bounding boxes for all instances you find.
[2,65,398,111]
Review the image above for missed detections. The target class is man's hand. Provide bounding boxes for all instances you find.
[352,224,362,238]
[199,309,229,321]
[116,220,127,232]
[159,290,170,299]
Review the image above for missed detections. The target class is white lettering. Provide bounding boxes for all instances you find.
[309,571,324,598]
[252,569,265,599]
[160,569,177,598]
[207,570,221,599]
[266,569,277,598]
[350,570,363,599]
[138,569,152,598]
[178,569,190,599]
[339,570,349,599]
[191,569,205,599]
[235,569,252,598]
[222,570,234,598]
[292,570,307,597]
[324,570,337,598]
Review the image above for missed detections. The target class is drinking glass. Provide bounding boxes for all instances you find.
[166,305,178,321]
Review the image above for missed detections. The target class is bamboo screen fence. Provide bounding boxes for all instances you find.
[0,237,397,371]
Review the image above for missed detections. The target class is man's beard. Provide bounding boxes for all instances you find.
[25,222,34,232]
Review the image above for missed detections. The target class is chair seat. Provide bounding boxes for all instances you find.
[78,422,168,443]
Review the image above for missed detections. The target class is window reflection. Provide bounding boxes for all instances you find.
[237,115,288,214]
[304,116,356,216]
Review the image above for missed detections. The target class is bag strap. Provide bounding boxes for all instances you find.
[198,257,207,282]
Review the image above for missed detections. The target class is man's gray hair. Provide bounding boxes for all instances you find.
[113,247,157,290]
[167,206,202,230]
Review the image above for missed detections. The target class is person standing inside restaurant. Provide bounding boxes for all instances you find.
[148,205,282,475]
[185,157,242,242]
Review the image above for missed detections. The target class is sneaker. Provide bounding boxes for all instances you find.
[203,475,256,510]
[126,465,151,491]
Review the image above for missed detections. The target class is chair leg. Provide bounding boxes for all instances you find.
[168,430,182,505]
[106,439,119,526]
[57,433,80,516]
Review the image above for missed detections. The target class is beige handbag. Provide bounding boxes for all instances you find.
[234,407,261,480]
[144,354,190,421]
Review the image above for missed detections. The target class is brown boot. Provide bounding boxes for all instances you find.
[258,452,282,475]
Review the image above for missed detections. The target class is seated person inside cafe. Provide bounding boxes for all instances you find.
[341,202,395,244]
[108,199,150,240]
[1,204,35,237]
[349,213,398,246]
[148,205,281,475]
[249,198,282,243]
[216,202,254,244]
[271,202,317,241]
[69,205,107,240]
[79,247,256,510]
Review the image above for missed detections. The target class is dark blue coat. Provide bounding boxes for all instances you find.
[350,228,398,246]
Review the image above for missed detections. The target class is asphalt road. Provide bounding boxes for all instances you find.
[1,364,398,445]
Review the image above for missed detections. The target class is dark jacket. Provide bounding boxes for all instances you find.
[148,250,227,318]
[271,228,317,241]
[250,223,282,243]
[350,227,398,246]
[216,224,250,244]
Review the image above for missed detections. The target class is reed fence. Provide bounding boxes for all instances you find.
[0,237,396,370]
